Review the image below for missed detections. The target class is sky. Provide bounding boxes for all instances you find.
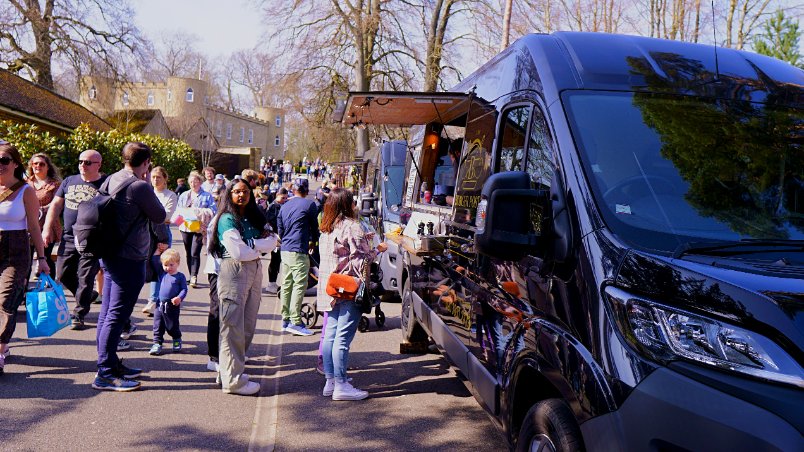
[135,0,265,57]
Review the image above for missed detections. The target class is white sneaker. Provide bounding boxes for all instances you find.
[332,381,368,401]
[225,380,260,396]
[142,301,156,316]
[206,359,219,372]
[323,378,334,397]
[263,282,279,294]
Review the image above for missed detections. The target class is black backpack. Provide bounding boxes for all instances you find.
[73,177,137,258]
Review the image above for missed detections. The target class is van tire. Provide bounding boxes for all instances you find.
[515,399,584,452]
[401,276,426,343]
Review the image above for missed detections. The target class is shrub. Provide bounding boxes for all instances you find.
[0,121,196,188]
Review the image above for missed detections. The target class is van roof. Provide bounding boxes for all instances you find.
[454,32,803,107]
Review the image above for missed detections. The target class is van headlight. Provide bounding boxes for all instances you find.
[606,286,804,388]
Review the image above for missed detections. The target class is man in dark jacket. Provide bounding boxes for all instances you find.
[263,187,288,294]
[277,179,318,335]
[92,142,166,392]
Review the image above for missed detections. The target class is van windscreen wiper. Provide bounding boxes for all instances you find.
[672,239,804,259]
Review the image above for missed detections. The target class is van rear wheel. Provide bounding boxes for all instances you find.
[515,399,584,452]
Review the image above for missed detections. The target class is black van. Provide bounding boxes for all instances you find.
[336,32,803,451]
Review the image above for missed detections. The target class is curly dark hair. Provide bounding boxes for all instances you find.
[210,180,267,258]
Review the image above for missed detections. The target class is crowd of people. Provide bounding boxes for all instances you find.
[0,141,385,401]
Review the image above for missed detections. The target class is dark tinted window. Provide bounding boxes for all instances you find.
[526,108,554,189]
[564,91,804,253]
[497,106,529,172]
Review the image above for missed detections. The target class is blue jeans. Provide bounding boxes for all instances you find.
[322,300,361,383]
[97,256,145,378]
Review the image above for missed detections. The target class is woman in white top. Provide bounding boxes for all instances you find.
[143,166,178,315]
[0,142,49,374]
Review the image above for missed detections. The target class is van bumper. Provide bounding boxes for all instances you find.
[579,367,803,451]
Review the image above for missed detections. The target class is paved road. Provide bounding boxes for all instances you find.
[1,184,506,451]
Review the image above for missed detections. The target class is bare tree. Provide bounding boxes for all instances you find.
[501,0,513,50]
[724,0,773,49]
[0,0,146,89]
[150,31,204,79]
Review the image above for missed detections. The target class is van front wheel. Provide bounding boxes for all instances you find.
[515,399,584,452]
[401,276,426,343]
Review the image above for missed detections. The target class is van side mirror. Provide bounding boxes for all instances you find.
[475,171,547,261]
[360,194,378,217]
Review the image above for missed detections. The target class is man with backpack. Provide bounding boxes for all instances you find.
[42,150,106,330]
[90,142,166,392]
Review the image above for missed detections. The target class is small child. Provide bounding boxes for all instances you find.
[149,249,188,355]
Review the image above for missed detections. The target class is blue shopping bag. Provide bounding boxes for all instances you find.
[26,275,71,338]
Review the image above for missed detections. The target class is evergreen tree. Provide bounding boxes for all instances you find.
[753,10,802,68]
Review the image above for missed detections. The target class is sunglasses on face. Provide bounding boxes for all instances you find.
[78,160,99,166]
[0,156,13,165]
[31,161,47,167]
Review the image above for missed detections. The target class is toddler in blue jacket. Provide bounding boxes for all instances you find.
[149,249,188,355]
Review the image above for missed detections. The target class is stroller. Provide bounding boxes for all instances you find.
[299,256,386,333]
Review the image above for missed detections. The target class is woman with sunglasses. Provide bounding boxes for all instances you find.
[0,142,49,375]
[26,153,61,274]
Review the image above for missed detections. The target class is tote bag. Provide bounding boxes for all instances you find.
[26,275,71,338]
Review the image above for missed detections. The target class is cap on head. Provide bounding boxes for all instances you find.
[215,174,225,181]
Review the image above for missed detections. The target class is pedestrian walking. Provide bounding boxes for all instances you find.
[176,171,216,287]
[203,217,221,373]
[143,166,177,316]
[92,142,166,392]
[0,142,50,375]
[42,150,106,330]
[262,187,288,295]
[277,178,319,335]
[175,178,189,196]
[148,249,187,356]
[200,166,216,193]
[26,153,61,274]
[210,180,277,395]
[317,188,386,400]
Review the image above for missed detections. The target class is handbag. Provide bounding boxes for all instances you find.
[326,273,360,300]
[26,275,71,338]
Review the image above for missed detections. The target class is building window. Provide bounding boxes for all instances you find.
[248,129,253,144]
[226,123,232,140]
[216,122,222,137]
[122,92,129,106]
[167,89,172,101]
[275,115,281,127]
[88,86,97,99]
[186,88,194,102]
[275,135,280,147]
[240,127,245,143]
[147,92,154,106]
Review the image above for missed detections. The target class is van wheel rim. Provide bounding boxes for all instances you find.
[529,434,556,452]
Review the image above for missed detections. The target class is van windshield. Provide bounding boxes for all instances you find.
[563,91,804,254]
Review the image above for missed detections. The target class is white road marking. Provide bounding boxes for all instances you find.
[248,295,284,452]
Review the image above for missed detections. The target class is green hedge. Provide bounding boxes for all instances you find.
[0,122,196,188]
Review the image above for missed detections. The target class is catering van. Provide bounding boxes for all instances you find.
[336,32,803,451]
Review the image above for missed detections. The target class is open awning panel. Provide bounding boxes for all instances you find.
[334,91,472,127]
